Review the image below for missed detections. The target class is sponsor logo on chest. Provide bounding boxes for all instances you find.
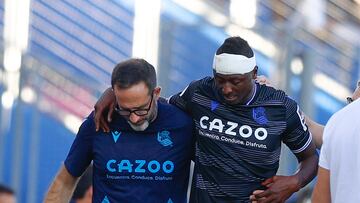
[199,116,268,141]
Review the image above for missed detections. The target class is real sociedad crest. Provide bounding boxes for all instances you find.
[252,107,268,125]
[157,130,173,147]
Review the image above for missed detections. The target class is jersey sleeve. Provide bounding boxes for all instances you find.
[168,80,199,114]
[281,98,312,154]
[64,113,95,177]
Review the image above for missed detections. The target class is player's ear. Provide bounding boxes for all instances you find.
[153,86,161,100]
[251,66,258,79]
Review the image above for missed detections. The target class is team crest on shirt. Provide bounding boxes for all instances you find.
[157,130,173,147]
[252,107,268,125]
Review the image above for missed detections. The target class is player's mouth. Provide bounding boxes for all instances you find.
[223,95,238,102]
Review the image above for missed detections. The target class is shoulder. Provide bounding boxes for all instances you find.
[157,102,193,127]
[78,111,96,132]
[254,86,302,123]
[326,99,360,128]
[255,85,291,106]
[186,77,214,93]
[190,76,213,87]
[322,101,360,150]
[169,77,215,106]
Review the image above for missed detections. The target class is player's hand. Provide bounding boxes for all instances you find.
[249,175,301,203]
[94,88,116,132]
[255,75,273,87]
[250,190,266,203]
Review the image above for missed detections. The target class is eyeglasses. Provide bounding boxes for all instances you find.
[115,93,153,116]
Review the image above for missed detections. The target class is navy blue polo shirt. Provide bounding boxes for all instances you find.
[65,102,195,203]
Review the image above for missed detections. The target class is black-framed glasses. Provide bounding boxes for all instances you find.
[115,93,154,116]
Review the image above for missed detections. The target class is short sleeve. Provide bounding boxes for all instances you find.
[169,80,199,114]
[281,98,312,154]
[64,113,95,177]
[319,121,333,170]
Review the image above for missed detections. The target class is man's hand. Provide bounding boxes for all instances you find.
[94,87,116,132]
[255,75,274,87]
[249,175,301,203]
[250,190,265,203]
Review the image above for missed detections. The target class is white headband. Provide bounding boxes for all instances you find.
[213,53,256,75]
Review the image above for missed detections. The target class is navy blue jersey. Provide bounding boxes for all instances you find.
[170,77,312,203]
[65,102,195,203]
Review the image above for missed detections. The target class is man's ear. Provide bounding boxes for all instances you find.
[153,86,162,99]
[252,66,258,79]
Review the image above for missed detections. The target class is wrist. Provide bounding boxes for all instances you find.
[291,175,302,192]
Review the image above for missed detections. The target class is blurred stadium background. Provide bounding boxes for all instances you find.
[0,0,360,202]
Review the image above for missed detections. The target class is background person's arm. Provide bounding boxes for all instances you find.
[304,115,324,148]
[44,165,79,203]
[311,166,331,203]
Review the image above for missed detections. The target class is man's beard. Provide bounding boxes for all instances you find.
[127,102,157,131]
[128,120,150,131]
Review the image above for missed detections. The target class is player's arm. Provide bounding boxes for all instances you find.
[44,165,79,203]
[256,75,324,148]
[168,86,191,112]
[93,85,185,133]
[93,79,200,131]
[250,141,318,203]
[291,138,318,189]
[311,166,331,203]
[94,87,116,132]
[304,115,324,148]
[169,79,204,114]
[251,104,318,203]
[93,87,172,132]
[45,114,94,202]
